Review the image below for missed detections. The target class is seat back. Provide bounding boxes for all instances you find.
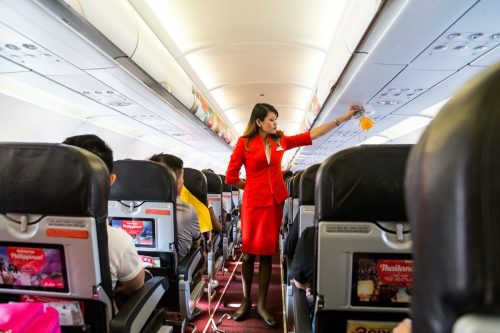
[219,175,233,217]
[108,160,177,272]
[314,144,412,333]
[405,64,500,333]
[298,164,320,235]
[291,170,304,223]
[0,143,112,332]
[231,186,240,209]
[204,172,223,221]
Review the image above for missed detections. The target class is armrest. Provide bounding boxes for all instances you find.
[293,286,312,333]
[110,276,168,333]
[177,247,203,281]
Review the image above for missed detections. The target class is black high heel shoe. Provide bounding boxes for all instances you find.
[255,310,277,327]
[233,305,251,321]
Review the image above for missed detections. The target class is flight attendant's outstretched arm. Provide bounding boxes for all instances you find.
[310,105,363,140]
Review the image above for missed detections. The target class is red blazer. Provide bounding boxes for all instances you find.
[225,132,312,207]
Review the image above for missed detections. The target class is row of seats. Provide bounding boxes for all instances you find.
[0,148,242,332]
[285,63,500,333]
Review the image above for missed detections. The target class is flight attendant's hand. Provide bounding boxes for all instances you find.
[338,105,363,123]
[235,179,246,190]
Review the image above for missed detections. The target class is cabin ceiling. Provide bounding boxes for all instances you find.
[0,0,499,173]
[128,0,381,136]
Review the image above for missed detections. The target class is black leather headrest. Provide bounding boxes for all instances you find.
[0,143,109,220]
[299,164,320,205]
[203,171,222,194]
[109,160,176,202]
[291,170,304,198]
[406,64,500,333]
[219,174,232,192]
[316,144,411,222]
[184,168,207,205]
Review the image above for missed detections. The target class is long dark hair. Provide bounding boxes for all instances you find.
[241,103,284,150]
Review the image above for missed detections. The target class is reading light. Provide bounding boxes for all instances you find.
[453,45,468,51]
[447,33,462,39]
[473,45,488,51]
[468,33,483,40]
[433,45,447,51]
[377,100,400,105]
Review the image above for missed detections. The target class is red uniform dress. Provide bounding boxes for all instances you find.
[225,132,312,254]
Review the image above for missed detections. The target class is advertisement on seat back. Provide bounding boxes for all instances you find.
[351,252,413,307]
[0,243,68,292]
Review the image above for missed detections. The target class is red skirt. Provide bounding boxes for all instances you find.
[240,201,284,255]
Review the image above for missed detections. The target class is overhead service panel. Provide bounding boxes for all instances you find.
[68,0,139,57]
[131,16,194,110]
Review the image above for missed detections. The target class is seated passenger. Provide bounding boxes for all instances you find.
[208,200,222,232]
[150,153,202,261]
[289,226,315,293]
[63,134,144,296]
[284,213,300,262]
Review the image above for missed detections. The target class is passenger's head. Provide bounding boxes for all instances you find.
[150,153,184,193]
[283,170,293,181]
[63,134,116,185]
[242,103,281,139]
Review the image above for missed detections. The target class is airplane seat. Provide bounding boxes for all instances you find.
[312,144,412,333]
[230,185,241,248]
[219,175,235,260]
[285,164,321,326]
[108,160,203,322]
[0,143,167,333]
[405,63,500,333]
[298,164,320,235]
[202,171,224,280]
[285,177,293,226]
[291,170,304,226]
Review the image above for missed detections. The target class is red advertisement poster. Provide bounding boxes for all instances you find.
[1,244,66,291]
[120,220,145,238]
[352,253,413,307]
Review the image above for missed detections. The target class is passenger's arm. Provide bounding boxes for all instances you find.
[292,278,311,291]
[113,231,145,296]
[209,205,222,232]
[310,105,362,140]
[191,207,202,246]
[115,268,145,296]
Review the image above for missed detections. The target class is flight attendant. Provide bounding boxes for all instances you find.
[225,103,361,326]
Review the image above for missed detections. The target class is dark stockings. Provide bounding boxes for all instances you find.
[234,253,274,321]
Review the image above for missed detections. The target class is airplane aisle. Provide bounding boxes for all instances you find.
[191,251,287,333]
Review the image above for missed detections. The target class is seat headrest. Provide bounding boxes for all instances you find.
[299,164,320,205]
[219,174,232,192]
[184,168,208,204]
[291,170,304,198]
[316,144,411,222]
[203,171,222,194]
[406,64,500,333]
[0,143,109,219]
[109,159,176,202]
